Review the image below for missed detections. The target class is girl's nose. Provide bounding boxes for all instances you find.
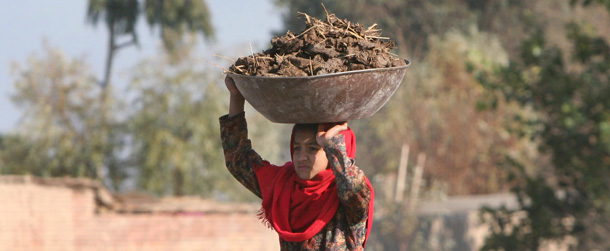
[297,152,308,161]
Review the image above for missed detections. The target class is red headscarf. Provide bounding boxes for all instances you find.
[253,124,375,247]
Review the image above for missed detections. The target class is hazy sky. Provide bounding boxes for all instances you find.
[0,0,284,133]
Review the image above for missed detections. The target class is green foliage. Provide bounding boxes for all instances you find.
[87,0,213,52]
[124,41,286,200]
[359,28,518,196]
[274,0,535,196]
[271,1,610,249]
[87,0,139,41]
[479,3,610,248]
[1,41,280,200]
[144,0,214,52]
[87,0,213,90]
[126,43,259,200]
[1,1,287,200]
[571,0,610,12]
[2,45,125,185]
[274,0,529,60]
[6,5,610,250]
[127,45,219,196]
[273,1,543,249]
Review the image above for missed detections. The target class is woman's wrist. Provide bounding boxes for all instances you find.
[228,94,245,117]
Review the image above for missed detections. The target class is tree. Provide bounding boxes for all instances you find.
[85,0,214,185]
[126,42,226,197]
[126,41,287,199]
[268,1,545,249]
[274,0,530,61]
[2,45,123,183]
[3,41,285,199]
[86,0,214,87]
[480,1,610,249]
[272,0,538,196]
[3,1,215,192]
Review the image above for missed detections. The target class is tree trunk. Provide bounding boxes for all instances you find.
[97,19,116,181]
[174,168,184,196]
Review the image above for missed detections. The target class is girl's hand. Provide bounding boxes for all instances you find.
[226,75,245,117]
[225,75,243,98]
[316,122,348,147]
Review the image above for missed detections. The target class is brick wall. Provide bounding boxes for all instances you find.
[0,176,279,251]
[1,175,572,251]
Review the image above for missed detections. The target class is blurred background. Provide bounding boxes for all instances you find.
[1,0,610,250]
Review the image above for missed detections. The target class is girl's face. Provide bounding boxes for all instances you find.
[292,129,328,180]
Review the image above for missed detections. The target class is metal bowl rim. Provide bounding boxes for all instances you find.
[228,59,410,80]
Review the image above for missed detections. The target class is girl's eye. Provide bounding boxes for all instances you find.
[309,147,318,151]
[294,146,301,151]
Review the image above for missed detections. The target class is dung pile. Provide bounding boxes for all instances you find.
[229,10,406,77]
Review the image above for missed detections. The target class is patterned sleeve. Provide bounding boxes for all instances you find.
[324,135,371,223]
[219,112,264,199]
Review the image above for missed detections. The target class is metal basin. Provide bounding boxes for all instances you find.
[228,59,410,123]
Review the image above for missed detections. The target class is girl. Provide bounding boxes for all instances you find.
[219,76,374,250]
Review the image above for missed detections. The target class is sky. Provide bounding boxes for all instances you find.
[0,0,284,133]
